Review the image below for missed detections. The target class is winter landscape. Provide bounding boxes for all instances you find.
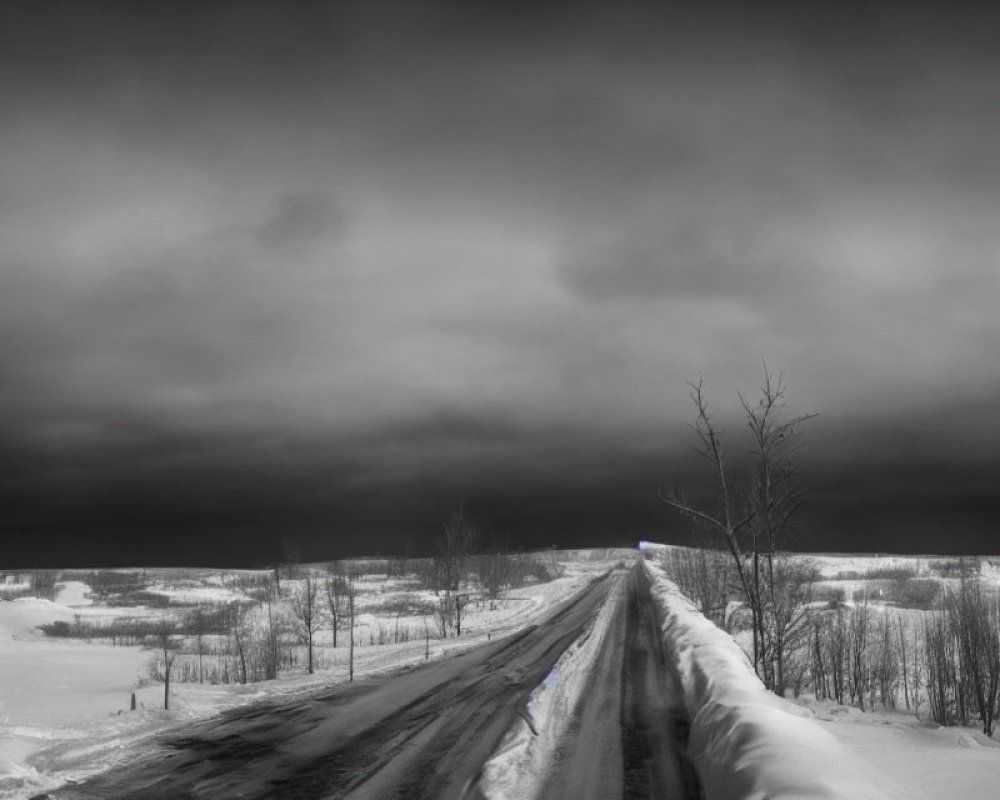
[4,1,1000,799]
[4,544,1000,798]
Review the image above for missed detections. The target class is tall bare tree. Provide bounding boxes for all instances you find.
[189,608,207,684]
[742,370,817,688]
[947,569,1000,736]
[292,572,320,674]
[324,564,350,649]
[434,504,478,637]
[661,367,815,693]
[148,620,178,710]
[263,576,279,680]
[226,601,249,685]
[659,377,761,671]
[436,504,478,593]
[347,573,357,682]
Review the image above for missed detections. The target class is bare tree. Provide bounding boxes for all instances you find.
[767,558,814,697]
[480,538,514,609]
[827,607,848,705]
[436,593,454,638]
[897,614,912,711]
[263,576,279,680]
[433,504,478,638]
[924,608,955,725]
[225,601,249,685]
[292,572,321,674]
[454,591,468,637]
[660,543,731,627]
[946,569,1000,736]
[661,368,815,693]
[436,504,477,594]
[742,369,817,690]
[148,621,178,710]
[348,575,357,682]
[189,608,207,684]
[659,377,762,676]
[848,596,871,711]
[325,564,350,649]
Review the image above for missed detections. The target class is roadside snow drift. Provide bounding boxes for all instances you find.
[642,559,898,800]
[479,574,622,799]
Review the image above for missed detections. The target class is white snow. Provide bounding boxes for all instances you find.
[642,558,899,800]
[800,699,1000,800]
[0,554,619,798]
[0,598,152,798]
[804,554,929,579]
[0,598,77,641]
[142,584,244,605]
[479,571,623,799]
[53,582,93,607]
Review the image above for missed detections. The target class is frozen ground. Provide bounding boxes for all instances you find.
[8,546,1000,799]
[803,699,1000,800]
[0,554,623,799]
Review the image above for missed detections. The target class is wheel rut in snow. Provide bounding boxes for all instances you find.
[40,572,614,800]
[540,562,701,800]
[620,563,701,800]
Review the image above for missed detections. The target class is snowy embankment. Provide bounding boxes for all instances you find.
[479,572,623,800]
[642,558,898,800]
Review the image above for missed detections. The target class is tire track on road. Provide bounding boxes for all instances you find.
[42,572,615,800]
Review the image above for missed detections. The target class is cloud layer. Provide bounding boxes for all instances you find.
[2,2,999,564]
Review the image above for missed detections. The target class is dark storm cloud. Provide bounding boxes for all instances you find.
[254,193,344,251]
[2,2,1000,564]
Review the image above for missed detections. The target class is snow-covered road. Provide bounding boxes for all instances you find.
[538,564,700,800]
[39,570,619,799]
[34,563,703,800]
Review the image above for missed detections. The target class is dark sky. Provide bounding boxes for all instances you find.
[2,1,999,566]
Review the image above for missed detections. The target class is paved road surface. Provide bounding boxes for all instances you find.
[40,564,700,799]
[43,572,613,800]
[540,564,701,799]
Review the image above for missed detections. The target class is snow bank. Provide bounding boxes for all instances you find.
[0,598,76,640]
[479,576,621,800]
[642,559,899,800]
[803,697,1000,800]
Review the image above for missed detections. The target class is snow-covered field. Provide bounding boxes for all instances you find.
[7,545,1000,800]
[805,699,1000,800]
[0,552,625,799]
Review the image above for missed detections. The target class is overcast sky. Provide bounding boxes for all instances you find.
[2,2,999,565]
